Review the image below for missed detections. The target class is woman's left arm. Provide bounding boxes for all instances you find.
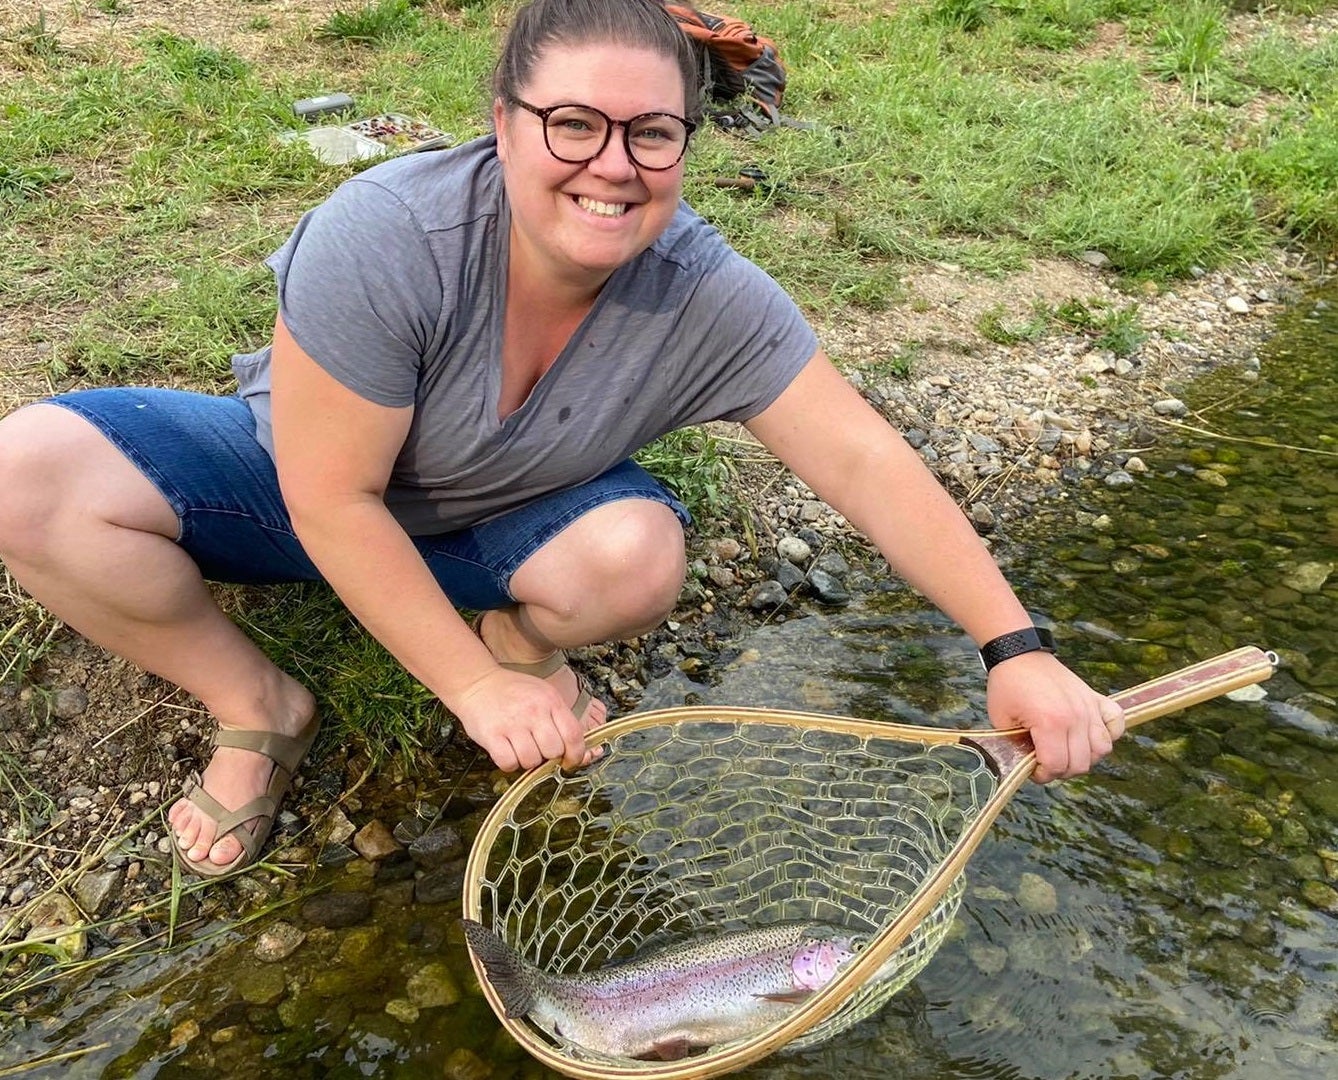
[745,349,1125,782]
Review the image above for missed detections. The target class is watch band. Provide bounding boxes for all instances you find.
[978,626,1057,672]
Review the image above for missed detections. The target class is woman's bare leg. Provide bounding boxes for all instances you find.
[0,405,315,868]
[474,497,687,726]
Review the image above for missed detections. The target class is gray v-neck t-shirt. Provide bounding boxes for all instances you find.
[232,135,817,535]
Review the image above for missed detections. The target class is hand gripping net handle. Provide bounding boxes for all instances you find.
[462,646,1276,1079]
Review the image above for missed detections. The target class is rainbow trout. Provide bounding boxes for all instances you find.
[460,918,860,1060]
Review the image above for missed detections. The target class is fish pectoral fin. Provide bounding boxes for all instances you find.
[638,1038,694,1061]
[757,990,813,1004]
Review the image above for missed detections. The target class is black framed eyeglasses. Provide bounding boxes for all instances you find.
[509,97,696,171]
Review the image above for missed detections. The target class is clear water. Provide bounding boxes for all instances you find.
[2,286,1333,1078]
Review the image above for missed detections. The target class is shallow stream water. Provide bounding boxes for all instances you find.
[3,285,1334,1078]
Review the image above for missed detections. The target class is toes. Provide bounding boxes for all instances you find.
[207,833,244,867]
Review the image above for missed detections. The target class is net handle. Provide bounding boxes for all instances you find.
[463,646,1277,1080]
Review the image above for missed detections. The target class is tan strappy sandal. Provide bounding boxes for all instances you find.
[173,715,321,878]
[472,613,593,720]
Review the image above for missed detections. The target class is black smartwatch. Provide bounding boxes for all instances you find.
[978,626,1057,672]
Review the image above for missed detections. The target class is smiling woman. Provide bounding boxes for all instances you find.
[0,0,1121,884]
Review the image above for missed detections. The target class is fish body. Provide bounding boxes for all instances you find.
[460,918,858,1060]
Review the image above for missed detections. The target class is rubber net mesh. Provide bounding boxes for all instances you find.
[472,718,999,1066]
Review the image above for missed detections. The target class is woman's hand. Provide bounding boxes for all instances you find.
[985,652,1126,783]
[449,667,602,774]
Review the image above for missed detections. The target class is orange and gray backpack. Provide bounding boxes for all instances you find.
[660,2,789,130]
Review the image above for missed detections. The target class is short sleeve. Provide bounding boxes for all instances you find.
[669,247,818,425]
[269,178,444,407]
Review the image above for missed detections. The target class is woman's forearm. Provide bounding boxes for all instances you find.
[287,494,494,704]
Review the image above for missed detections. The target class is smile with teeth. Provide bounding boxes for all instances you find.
[575,195,628,218]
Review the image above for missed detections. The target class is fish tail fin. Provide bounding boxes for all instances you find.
[460,918,537,1019]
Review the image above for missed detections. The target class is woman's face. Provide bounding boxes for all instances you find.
[495,42,688,289]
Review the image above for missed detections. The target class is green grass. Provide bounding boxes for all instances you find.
[2,0,1336,763]
[979,295,1148,353]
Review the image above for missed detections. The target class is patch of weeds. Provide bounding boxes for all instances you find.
[0,582,62,687]
[875,344,921,380]
[1241,31,1338,101]
[635,427,737,520]
[227,583,440,764]
[1054,297,1148,356]
[141,32,249,82]
[0,162,71,204]
[17,12,61,58]
[0,749,56,843]
[832,264,904,311]
[1152,0,1228,99]
[1243,101,1338,245]
[1000,0,1099,50]
[930,0,994,32]
[95,0,129,14]
[247,16,273,31]
[317,0,424,45]
[978,300,1053,344]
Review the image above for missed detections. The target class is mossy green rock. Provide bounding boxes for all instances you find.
[1210,754,1270,791]
[235,964,287,1006]
[406,962,461,1009]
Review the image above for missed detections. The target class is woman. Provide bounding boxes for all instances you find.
[0,0,1124,877]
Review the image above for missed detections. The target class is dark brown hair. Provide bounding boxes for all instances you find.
[493,0,701,123]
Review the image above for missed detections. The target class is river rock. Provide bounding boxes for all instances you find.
[406,962,462,1009]
[444,1047,493,1080]
[707,565,737,589]
[747,581,788,611]
[1300,881,1338,915]
[407,825,464,868]
[236,962,288,1006]
[255,920,306,962]
[385,998,420,1025]
[414,861,466,905]
[52,686,90,720]
[703,537,742,562]
[1104,470,1135,489]
[319,807,357,845]
[813,551,851,577]
[968,943,1008,976]
[1281,562,1332,594]
[1224,295,1251,314]
[72,867,124,919]
[25,893,88,962]
[1153,398,1188,417]
[808,569,851,606]
[1016,872,1058,916]
[353,820,403,861]
[301,891,373,929]
[776,536,812,565]
[775,561,806,591]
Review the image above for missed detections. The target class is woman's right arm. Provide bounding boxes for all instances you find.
[268,314,592,770]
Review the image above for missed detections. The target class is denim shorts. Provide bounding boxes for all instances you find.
[49,387,690,611]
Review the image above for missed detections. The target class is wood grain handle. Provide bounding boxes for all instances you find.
[1113,645,1277,728]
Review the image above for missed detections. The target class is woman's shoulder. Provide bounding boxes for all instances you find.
[647,201,732,272]
[320,134,504,234]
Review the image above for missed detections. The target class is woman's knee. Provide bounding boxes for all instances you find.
[0,404,173,558]
[517,499,687,626]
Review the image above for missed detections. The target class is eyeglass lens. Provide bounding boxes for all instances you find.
[542,105,689,169]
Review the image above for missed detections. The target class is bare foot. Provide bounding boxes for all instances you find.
[167,684,317,869]
[475,609,608,730]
